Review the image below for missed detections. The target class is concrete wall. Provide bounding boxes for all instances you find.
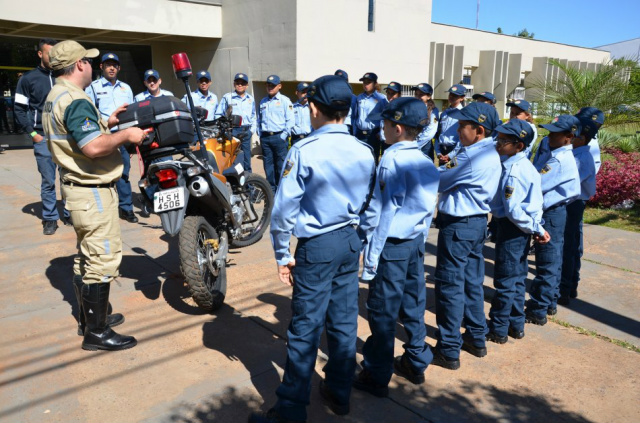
[0,0,222,38]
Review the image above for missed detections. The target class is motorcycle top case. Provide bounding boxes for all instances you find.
[118,96,194,148]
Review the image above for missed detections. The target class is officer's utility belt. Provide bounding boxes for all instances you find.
[262,131,283,137]
[63,181,116,189]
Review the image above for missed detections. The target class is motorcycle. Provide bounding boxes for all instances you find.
[120,54,273,312]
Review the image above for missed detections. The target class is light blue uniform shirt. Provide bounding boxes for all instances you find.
[258,92,294,140]
[490,152,545,236]
[215,91,257,134]
[85,77,134,119]
[355,91,387,131]
[573,145,597,200]
[181,90,218,122]
[532,138,580,210]
[521,122,539,158]
[416,112,438,149]
[588,136,602,174]
[360,141,440,279]
[134,89,174,102]
[292,101,312,135]
[435,104,463,155]
[437,136,501,216]
[270,124,376,265]
[344,94,357,129]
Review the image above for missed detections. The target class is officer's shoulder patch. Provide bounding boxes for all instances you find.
[288,104,293,110]
[540,164,552,174]
[505,185,515,199]
[445,157,458,169]
[282,160,294,177]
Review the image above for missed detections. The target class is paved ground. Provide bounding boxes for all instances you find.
[0,148,639,423]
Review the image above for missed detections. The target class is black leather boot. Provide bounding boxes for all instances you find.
[73,276,124,336]
[81,283,137,351]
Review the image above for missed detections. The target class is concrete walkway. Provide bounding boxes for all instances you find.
[0,148,638,423]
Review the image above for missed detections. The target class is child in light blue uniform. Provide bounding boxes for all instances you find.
[559,120,598,305]
[432,102,501,370]
[525,115,581,325]
[575,107,604,174]
[487,119,548,344]
[354,97,439,396]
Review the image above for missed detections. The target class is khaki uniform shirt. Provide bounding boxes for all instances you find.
[43,78,123,185]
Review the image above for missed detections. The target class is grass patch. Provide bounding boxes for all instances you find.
[583,205,640,233]
[550,317,640,353]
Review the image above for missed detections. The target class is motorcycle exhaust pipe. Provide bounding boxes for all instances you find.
[189,176,210,197]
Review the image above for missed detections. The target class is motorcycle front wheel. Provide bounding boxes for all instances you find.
[179,215,227,312]
[230,173,274,248]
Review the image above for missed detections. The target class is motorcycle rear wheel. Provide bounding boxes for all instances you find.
[230,173,274,248]
[179,215,227,312]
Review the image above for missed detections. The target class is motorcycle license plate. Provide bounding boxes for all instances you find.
[154,187,185,212]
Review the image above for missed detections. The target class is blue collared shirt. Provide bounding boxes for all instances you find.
[490,152,545,236]
[270,124,376,265]
[360,141,440,280]
[292,101,312,135]
[85,77,134,119]
[573,145,596,200]
[416,112,438,149]
[435,104,462,155]
[532,138,580,210]
[588,136,602,174]
[215,91,257,134]
[258,92,294,139]
[181,90,218,122]
[344,94,357,129]
[355,91,388,131]
[437,136,501,216]
[521,122,539,158]
[134,89,174,102]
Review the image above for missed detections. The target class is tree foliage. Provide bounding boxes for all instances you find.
[516,28,534,39]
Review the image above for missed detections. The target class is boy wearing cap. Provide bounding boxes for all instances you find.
[413,83,439,160]
[334,69,357,134]
[354,97,439,396]
[250,75,375,423]
[525,115,581,325]
[559,120,598,305]
[507,100,538,158]
[291,82,312,145]
[436,84,466,163]
[181,70,218,124]
[473,91,496,105]
[384,81,402,102]
[257,75,294,193]
[85,53,138,223]
[134,69,173,101]
[216,72,257,173]
[575,107,604,173]
[432,102,501,370]
[486,119,549,344]
[354,72,388,162]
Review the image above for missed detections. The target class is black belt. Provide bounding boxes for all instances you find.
[358,129,371,136]
[291,134,308,141]
[63,181,116,189]
[262,131,283,137]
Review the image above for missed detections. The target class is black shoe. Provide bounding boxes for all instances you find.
[570,290,578,299]
[525,311,547,326]
[462,338,487,358]
[73,276,124,336]
[547,307,557,316]
[508,327,525,339]
[352,368,389,398]
[319,380,349,416]
[431,349,460,370]
[486,331,508,344]
[248,409,305,423]
[557,296,570,306]
[393,355,425,384]
[43,220,58,235]
[139,202,151,218]
[81,283,137,351]
[118,208,139,223]
[62,215,73,226]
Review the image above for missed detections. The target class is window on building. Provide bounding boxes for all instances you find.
[368,0,375,32]
[462,75,471,85]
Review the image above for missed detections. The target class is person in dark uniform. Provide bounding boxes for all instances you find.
[249,75,376,423]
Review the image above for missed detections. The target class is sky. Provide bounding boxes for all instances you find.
[431,0,640,48]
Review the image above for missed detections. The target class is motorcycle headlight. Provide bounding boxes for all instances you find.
[187,166,204,177]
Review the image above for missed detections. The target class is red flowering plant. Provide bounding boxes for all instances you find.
[588,148,640,208]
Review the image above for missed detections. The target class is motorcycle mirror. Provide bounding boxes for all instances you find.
[194,106,208,121]
[231,115,243,127]
[225,105,233,119]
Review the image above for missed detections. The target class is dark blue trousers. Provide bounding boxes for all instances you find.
[233,126,253,174]
[275,226,361,422]
[116,146,133,211]
[261,133,288,194]
[362,235,432,386]
[527,204,567,317]
[33,136,69,222]
[489,218,531,336]
[434,213,488,359]
[560,200,586,298]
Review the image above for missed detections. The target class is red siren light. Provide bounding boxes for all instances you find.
[172,52,192,79]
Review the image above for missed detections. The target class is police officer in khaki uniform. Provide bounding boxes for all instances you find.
[43,40,146,351]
